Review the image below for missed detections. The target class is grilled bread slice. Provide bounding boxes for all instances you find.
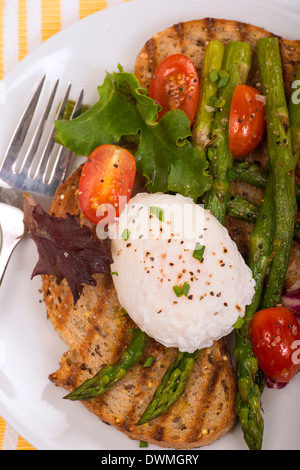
[135,17,300,264]
[44,166,237,449]
[42,18,300,449]
[134,17,300,100]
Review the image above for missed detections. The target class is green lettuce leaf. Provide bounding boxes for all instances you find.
[55,69,211,201]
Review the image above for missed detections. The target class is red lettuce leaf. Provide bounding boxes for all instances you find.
[24,196,113,304]
[265,376,288,389]
[281,280,300,320]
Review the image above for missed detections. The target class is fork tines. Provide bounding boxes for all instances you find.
[0,76,84,197]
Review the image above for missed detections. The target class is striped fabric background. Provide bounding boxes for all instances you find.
[0,0,132,450]
[0,0,133,78]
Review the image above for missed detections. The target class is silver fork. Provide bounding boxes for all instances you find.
[0,75,84,284]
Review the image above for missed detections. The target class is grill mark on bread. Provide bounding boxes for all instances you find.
[135,18,300,94]
[236,21,247,41]
[58,358,82,390]
[185,349,222,442]
[173,22,184,43]
[152,425,164,443]
[144,38,157,80]
[204,17,216,39]
[121,343,176,439]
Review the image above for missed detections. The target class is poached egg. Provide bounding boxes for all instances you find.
[108,192,255,353]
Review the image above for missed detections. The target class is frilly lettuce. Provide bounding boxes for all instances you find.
[55,67,211,201]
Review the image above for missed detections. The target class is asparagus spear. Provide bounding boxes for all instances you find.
[137,350,200,425]
[234,37,297,450]
[227,192,300,240]
[227,193,259,223]
[204,41,252,224]
[229,162,300,203]
[137,42,225,426]
[192,39,225,148]
[289,67,300,167]
[234,177,274,450]
[228,163,268,189]
[64,328,149,401]
[289,68,300,206]
[257,37,297,309]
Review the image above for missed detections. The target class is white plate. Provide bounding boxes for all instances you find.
[0,0,300,451]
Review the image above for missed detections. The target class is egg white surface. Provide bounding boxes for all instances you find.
[108,192,255,353]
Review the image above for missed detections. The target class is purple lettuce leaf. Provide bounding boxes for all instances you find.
[23,194,113,304]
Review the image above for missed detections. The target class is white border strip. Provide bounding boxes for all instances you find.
[3,0,19,76]
[26,0,42,54]
[61,0,80,29]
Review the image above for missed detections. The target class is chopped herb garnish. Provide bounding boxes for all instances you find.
[111,271,119,276]
[143,356,155,368]
[215,98,226,108]
[182,282,190,297]
[209,95,226,109]
[233,316,245,329]
[139,441,148,448]
[173,285,182,297]
[193,243,206,261]
[121,228,130,241]
[150,205,164,222]
[173,282,190,298]
[218,75,230,88]
[209,69,219,83]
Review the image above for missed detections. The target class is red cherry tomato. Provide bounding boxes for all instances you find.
[229,84,266,158]
[249,306,300,383]
[79,144,136,225]
[149,54,199,125]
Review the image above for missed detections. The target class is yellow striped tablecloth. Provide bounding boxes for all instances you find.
[0,0,132,450]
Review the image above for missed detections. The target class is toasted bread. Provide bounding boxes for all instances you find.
[42,18,300,449]
[134,17,300,100]
[134,17,300,263]
[44,166,237,449]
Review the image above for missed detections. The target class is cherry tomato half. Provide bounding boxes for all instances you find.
[149,54,200,125]
[229,84,266,158]
[79,144,136,225]
[249,306,300,383]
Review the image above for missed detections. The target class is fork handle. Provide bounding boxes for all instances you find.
[0,203,26,285]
